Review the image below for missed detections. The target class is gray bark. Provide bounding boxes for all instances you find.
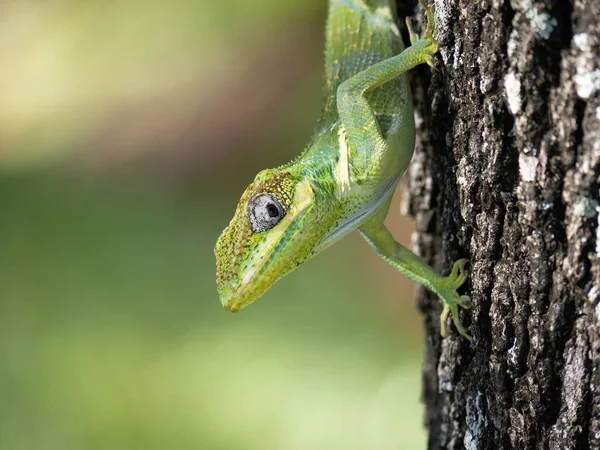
[400,0,600,448]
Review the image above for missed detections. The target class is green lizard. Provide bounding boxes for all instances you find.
[215,0,472,341]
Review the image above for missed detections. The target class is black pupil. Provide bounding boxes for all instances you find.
[266,203,279,218]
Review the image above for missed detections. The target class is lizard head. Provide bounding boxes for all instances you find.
[215,169,316,312]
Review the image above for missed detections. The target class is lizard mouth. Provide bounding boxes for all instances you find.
[222,291,244,312]
[224,302,240,312]
[220,280,259,312]
[218,262,265,313]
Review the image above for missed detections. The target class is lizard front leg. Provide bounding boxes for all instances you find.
[338,3,473,341]
[336,0,438,175]
[359,220,472,342]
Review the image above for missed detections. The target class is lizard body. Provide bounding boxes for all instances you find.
[215,0,472,341]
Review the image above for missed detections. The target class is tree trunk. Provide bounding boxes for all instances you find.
[400,0,600,448]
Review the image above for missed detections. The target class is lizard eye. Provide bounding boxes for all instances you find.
[248,194,286,233]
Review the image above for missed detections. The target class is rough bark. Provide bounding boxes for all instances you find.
[401,0,600,448]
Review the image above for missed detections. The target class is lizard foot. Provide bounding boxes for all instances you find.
[437,259,473,342]
[405,1,439,66]
[420,0,437,44]
[405,16,419,46]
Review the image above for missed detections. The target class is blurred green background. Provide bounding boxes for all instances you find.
[0,1,426,449]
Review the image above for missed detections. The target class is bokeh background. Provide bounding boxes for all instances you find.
[1,1,426,449]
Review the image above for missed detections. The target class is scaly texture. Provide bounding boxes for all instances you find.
[215,1,471,338]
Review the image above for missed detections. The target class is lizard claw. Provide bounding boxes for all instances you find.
[459,295,472,310]
[419,0,437,43]
[406,1,439,60]
[447,258,468,290]
[437,259,473,342]
[405,16,419,46]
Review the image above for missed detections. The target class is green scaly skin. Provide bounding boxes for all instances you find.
[215,0,472,342]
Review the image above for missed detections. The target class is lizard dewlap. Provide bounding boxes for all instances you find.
[215,0,473,341]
